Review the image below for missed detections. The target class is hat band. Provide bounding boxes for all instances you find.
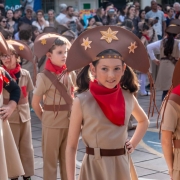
[94,55,123,61]
[169,24,177,27]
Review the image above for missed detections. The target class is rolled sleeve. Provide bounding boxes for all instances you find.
[147,40,161,60]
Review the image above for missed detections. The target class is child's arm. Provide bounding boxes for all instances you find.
[127,96,149,151]
[32,94,43,121]
[66,97,83,180]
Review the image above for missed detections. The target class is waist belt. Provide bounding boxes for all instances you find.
[3,97,28,105]
[161,57,177,65]
[173,140,180,148]
[86,147,125,156]
[43,104,71,111]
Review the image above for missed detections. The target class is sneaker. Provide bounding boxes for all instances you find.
[140,91,151,96]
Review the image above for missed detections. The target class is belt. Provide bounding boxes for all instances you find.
[43,104,71,111]
[86,147,125,156]
[173,140,180,148]
[161,57,177,65]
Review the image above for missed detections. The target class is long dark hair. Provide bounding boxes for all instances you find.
[163,33,176,57]
[76,49,139,94]
[139,22,149,39]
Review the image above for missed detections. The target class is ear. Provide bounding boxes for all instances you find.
[46,52,52,59]
[89,63,96,76]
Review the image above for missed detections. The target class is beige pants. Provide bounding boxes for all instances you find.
[42,126,68,180]
[9,121,34,177]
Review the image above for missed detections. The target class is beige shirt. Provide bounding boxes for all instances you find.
[33,71,76,128]
[3,68,34,124]
[161,100,180,171]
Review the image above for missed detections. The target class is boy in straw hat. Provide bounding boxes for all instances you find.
[32,33,76,180]
[0,33,25,179]
[161,60,180,180]
[1,40,35,180]
[65,25,150,179]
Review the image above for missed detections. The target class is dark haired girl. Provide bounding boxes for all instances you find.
[147,23,180,100]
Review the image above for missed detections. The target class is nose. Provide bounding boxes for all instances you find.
[108,70,115,78]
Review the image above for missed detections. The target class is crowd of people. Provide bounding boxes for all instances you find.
[0,0,180,180]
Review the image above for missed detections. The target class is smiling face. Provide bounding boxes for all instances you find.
[1,52,17,69]
[90,58,126,89]
[46,44,68,67]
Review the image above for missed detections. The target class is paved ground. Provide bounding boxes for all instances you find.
[17,91,171,180]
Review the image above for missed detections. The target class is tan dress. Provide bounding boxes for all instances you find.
[3,68,34,177]
[155,40,179,90]
[33,71,76,180]
[161,100,180,180]
[0,68,24,179]
[77,89,138,180]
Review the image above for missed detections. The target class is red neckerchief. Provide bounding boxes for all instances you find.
[142,34,150,41]
[172,84,180,96]
[3,64,21,80]
[89,80,125,126]
[45,59,66,75]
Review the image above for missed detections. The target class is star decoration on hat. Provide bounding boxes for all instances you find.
[81,37,92,50]
[128,42,137,53]
[100,28,118,43]
[41,39,46,45]
[19,46,24,51]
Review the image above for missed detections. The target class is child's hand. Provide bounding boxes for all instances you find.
[125,139,134,154]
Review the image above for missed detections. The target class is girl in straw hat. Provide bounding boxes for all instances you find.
[65,25,150,180]
[0,33,25,179]
[1,40,34,180]
[161,60,180,180]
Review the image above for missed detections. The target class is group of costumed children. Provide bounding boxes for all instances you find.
[0,22,180,180]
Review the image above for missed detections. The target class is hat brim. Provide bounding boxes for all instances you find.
[66,26,150,73]
[166,26,180,34]
[0,32,10,55]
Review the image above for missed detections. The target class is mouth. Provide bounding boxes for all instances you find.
[106,80,116,83]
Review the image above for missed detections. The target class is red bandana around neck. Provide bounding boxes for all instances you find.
[89,80,125,126]
[45,59,66,75]
[172,84,180,96]
[3,64,21,80]
[143,34,150,41]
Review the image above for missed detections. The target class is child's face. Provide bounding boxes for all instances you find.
[1,53,17,69]
[90,58,125,89]
[34,30,40,37]
[48,45,68,67]
[142,29,149,36]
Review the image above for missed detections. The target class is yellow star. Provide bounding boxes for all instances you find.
[41,39,46,45]
[19,46,24,51]
[81,37,92,50]
[100,28,118,43]
[128,42,137,53]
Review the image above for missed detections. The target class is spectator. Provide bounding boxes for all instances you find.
[145,0,166,40]
[125,5,139,36]
[173,2,180,15]
[60,6,83,36]
[14,21,24,40]
[94,7,104,25]
[87,17,96,29]
[13,9,22,34]
[62,30,76,44]
[32,10,49,33]
[121,19,134,32]
[157,4,163,11]
[20,5,34,25]
[148,18,158,43]
[0,16,8,30]
[138,9,146,23]
[134,1,140,17]
[144,6,151,14]
[166,7,174,27]
[119,5,128,23]
[31,25,39,42]
[0,0,5,16]
[102,8,119,25]
[6,9,15,34]
[48,9,55,27]
[56,3,67,24]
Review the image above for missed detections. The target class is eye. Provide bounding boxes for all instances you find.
[114,67,120,71]
[102,67,108,71]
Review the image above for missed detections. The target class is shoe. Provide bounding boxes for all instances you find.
[23,177,31,180]
[145,84,150,91]
[140,91,151,96]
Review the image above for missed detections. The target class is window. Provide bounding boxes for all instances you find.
[42,0,55,13]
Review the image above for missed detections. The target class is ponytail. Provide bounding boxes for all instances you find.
[164,33,176,57]
[120,66,139,93]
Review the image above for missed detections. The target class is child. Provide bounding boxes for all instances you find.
[32,33,76,180]
[161,60,180,180]
[138,22,151,96]
[65,26,149,180]
[1,40,34,180]
[0,33,24,179]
